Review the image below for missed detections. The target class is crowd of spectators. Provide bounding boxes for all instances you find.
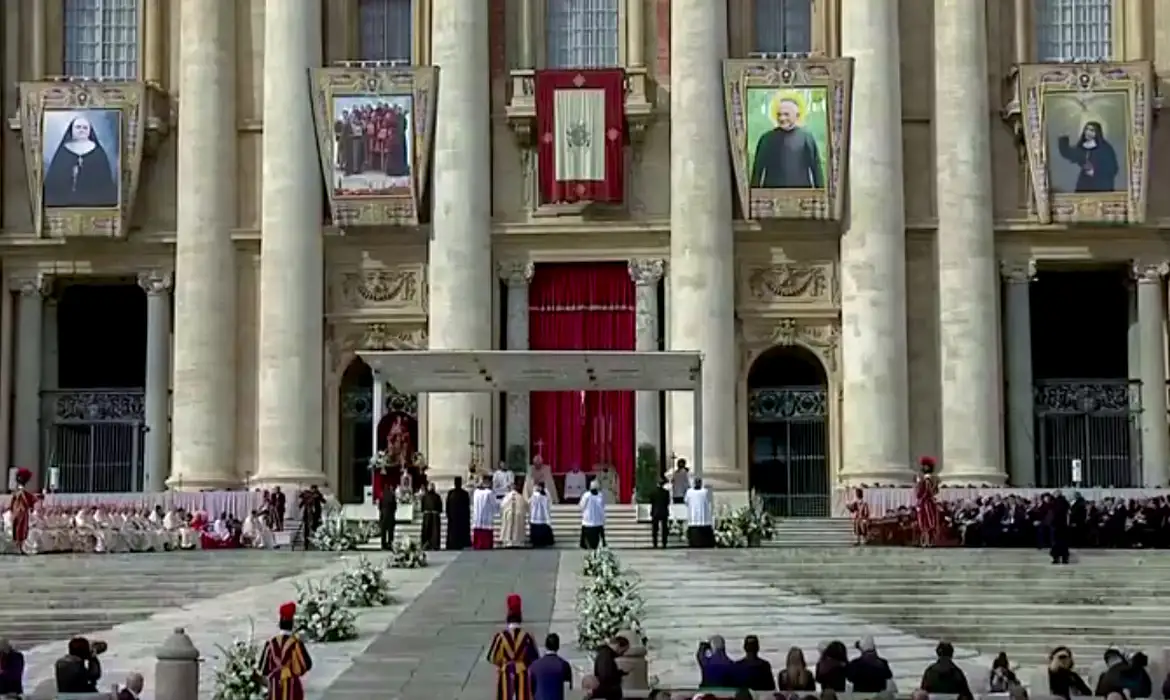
[0,634,142,699]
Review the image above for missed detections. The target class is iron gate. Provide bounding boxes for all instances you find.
[747,387,830,517]
[42,390,145,493]
[1033,379,1140,488]
[339,382,418,503]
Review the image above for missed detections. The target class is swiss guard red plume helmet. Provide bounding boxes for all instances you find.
[919,456,936,472]
[14,468,32,485]
[278,601,297,621]
[506,594,522,618]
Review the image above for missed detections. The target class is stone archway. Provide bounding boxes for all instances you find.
[746,344,831,517]
[336,357,419,503]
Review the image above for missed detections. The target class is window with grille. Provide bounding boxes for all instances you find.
[359,0,413,63]
[1034,0,1113,62]
[63,0,140,79]
[753,0,813,55]
[546,0,621,69]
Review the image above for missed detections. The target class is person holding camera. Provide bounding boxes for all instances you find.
[55,636,104,693]
[696,636,735,689]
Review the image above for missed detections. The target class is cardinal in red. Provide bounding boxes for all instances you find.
[260,602,312,700]
[9,468,39,554]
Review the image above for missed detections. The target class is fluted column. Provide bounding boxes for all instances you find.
[500,260,534,466]
[170,0,239,490]
[12,275,48,479]
[253,0,325,487]
[669,0,738,489]
[1002,260,1036,487]
[1134,262,1169,487]
[839,0,912,483]
[627,0,645,68]
[518,0,534,69]
[139,272,173,492]
[427,0,493,486]
[629,259,664,460]
[935,0,1003,484]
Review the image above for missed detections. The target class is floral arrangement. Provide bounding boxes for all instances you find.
[389,534,427,569]
[309,505,369,551]
[574,548,645,651]
[396,486,417,506]
[332,556,395,608]
[294,579,359,642]
[211,630,266,700]
[713,494,775,548]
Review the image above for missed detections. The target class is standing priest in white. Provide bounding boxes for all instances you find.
[528,482,554,548]
[472,476,498,550]
[499,482,528,548]
[579,481,607,549]
[684,478,715,548]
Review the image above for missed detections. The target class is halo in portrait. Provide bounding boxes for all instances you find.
[768,90,807,127]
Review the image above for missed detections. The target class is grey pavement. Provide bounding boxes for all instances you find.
[323,549,561,700]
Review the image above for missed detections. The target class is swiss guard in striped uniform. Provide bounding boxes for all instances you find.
[259,602,312,700]
[487,593,539,700]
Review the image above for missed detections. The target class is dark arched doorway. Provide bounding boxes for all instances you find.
[747,345,830,517]
[338,357,420,503]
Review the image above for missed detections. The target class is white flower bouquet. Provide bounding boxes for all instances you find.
[294,579,359,642]
[331,556,395,608]
[575,548,645,650]
[396,486,417,506]
[309,505,369,551]
[389,534,427,569]
[211,632,266,700]
[713,494,775,548]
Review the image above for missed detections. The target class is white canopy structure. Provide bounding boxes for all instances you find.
[357,350,705,474]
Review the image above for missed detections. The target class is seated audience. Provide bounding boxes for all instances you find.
[919,641,972,700]
[0,637,24,697]
[695,635,736,689]
[989,651,1020,692]
[777,646,815,692]
[117,671,144,700]
[1048,646,1092,700]
[733,635,775,692]
[814,641,849,692]
[844,636,893,694]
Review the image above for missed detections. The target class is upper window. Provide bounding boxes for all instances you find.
[1034,0,1113,62]
[63,0,140,79]
[752,0,813,55]
[546,0,621,69]
[359,0,413,63]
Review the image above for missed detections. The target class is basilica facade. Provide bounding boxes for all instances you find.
[0,0,1165,512]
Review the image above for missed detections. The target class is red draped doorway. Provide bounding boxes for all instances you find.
[529,262,636,502]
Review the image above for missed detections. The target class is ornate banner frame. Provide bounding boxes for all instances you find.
[723,58,853,221]
[18,81,148,238]
[310,66,438,228]
[1016,61,1155,225]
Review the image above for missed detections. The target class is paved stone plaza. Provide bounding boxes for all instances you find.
[3,547,1169,699]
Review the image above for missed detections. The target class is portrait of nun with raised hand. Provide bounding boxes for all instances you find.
[41,109,121,208]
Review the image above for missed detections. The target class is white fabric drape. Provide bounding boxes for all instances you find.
[545,0,620,69]
[554,89,606,181]
[752,0,813,55]
[359,0,414,63]
[1034,0,1113,62]
[63,0,140,79]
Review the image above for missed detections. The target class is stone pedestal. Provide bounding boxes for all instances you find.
[139,271,173,492]
[500,261,534,467]
[629,259,664,461]
[1002,260,1036,487]
[12,275,47,478]
[1134,262,1169,487]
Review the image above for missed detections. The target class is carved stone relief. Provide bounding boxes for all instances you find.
[741,263,837,308]
[741,317,840,373]
[333,267,425,313]
[325,322,429,385]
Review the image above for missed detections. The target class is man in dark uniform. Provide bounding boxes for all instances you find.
[379,480,398,550]
[649,477,671,548]
[1048,491,1071,565]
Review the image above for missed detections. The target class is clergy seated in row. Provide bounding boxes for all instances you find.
[241,510,277,549]
[0,504,196,554]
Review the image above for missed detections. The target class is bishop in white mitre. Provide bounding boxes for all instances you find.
[499,483,528,548]
[471,477,498,550]
[684,478,715,548]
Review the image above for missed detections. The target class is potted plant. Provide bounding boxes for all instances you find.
[634,443,660,521]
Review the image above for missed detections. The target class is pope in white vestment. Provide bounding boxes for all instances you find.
[684,479,715,548]
[579,483,606,550]
[499,486,528,548]
[472,482,499,550]
[563,467,588,502]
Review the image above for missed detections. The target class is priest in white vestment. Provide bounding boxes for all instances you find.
[684,478,715,548]
[671,459,691,504]
[492,463,515,499]
[579,482,606,550]
[524,455,560,503]
[528,483,554,547]
[563,465,588,503]
[472,478,498,550]
[499,484,528,548]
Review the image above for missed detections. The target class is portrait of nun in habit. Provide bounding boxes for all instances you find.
[42,110,121,208]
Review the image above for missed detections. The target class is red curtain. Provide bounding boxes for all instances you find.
[535,69,626,205]
[529,262,635,502]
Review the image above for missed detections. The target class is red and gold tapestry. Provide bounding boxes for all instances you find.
[535,69,626,205]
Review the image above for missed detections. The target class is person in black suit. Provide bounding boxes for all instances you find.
[55,637,103,694]
[1048,492,1071,565]
[0,637,24,696]
[649,477,671,548]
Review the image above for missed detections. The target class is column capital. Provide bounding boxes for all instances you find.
[628,258,665,286]
[10,272,51,298]
[1132,260,1170,284]
[1000,259,1035,284]
[497,260,534,287]
[137,270,174,296]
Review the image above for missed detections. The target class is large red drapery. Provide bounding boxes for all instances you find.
[535,69,626,205]
[528,262,635,502]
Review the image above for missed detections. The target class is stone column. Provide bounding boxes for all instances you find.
[12,275,48,478]
[839,0,912,483]
[500,261,534,468]
[935,0,1003,484]
[627,0,645,68]
[426,0,494,487]
[517,0,534,68]
[170,0,240,490]
[669,0,738,490]
[1134,262,1170,487]
[629,259,664,460]
[253,0,325,487]
[1002,260,1036,487]
[139,271,173,492]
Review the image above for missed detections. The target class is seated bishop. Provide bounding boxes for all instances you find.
[523,456,560,504]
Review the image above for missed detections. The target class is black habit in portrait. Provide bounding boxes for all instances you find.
[750,97,825,189]
[43,115,119,208]
[1056,120,1121,193]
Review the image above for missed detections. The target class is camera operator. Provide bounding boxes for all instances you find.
[55,636,105,693]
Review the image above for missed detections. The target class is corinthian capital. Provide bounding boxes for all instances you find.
[1132,260,1170,284]
[999,259,1035,284]
[497,260,534,287]
[137,270,174,295]
[10,272,51,298]
[628,258,665,286]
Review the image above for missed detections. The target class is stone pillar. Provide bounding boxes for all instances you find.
[669,0,738,490]
[139,271,173,492]
[41,299,58,391]
[1134,262,1170,487]
[629,259,664,461]
[1002,260,1036,487]
[627,0,645,68]
[517,0,534,69]
[12,275,47,478]
[426,0,494,487]
[170,0,240,490]
[500,261,534,468]
[253,0,325,487]
[839,0,912,483]
[935,0,1003,484]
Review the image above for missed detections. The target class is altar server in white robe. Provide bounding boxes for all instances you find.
[563,465,588,503]
[528,483,554,547]
[499,483,528,548]
[472,477,498,550]
[492,462,515,499]
[684,478,715,548]
[579,482,606,550]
